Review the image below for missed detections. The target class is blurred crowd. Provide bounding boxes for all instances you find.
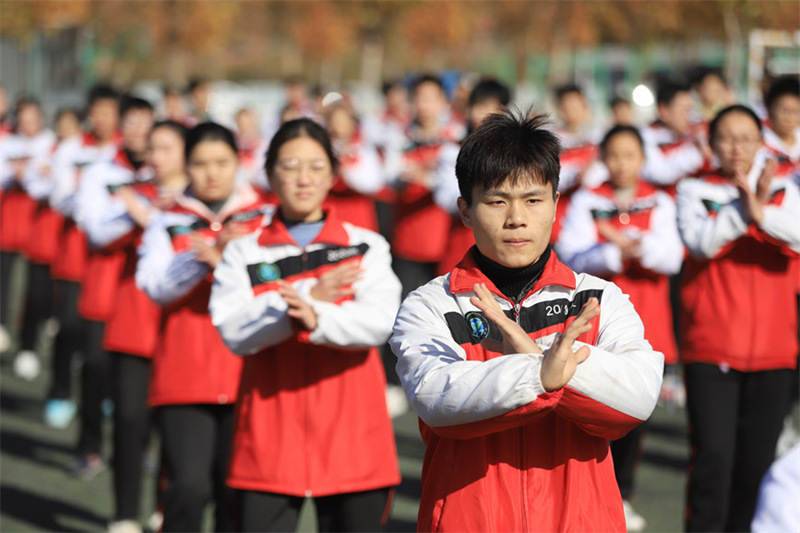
[0,68,798,533]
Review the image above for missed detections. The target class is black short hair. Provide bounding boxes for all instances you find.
[264,118,339,179]
[151,120,188,142]
[119,95,154,119]
[708,104,762,145]
[456,108,561,205]
[188,77,209,93]
[554,83,584,103]
[599,125,644,158]
[411,74,444,95]
[765,76,800,110]
[609,96,630,109]
[87,84,119,108]
[690,67,726,88]
[381,79,405,96]
[469,79,511,108]
[656,80,691,107]
[185,122,238,161]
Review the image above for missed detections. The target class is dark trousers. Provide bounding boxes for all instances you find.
[19,262,54,352]
[112,352,153,521]
[237,487,392,532]
[0,251,20,330]
[77,319,111,455]
[159,404,234,533]
[684,363,794,532]
[48,280,86,399]
[611,423,645,501]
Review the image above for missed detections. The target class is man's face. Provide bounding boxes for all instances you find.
[458,176,558,269]
[659,92,694,137]
[121,109,154,154]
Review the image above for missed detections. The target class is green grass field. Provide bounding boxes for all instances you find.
[0,258,693,533]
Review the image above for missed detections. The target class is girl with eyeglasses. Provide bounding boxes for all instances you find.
[136,122,272,532]
[676,104,800,531]
[209,118,401,532]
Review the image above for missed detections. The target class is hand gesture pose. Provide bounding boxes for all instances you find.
[471,282,599,392]
[278,280,318,331]
[734,158,776,226]
[310,262,363,302]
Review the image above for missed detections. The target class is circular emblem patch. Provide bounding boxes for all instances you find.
[465,311,490,341]
[256,262,281,282]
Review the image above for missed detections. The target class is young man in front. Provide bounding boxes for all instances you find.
[390,110,664,532]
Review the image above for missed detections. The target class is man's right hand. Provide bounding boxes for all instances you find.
[541,297,599,392]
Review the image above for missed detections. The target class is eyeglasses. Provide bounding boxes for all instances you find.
[714,136,762,149]
[274,158,331,184]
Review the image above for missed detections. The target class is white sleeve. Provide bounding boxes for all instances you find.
[306,232,401,348]
[555,190,623,276]
[637,191,684,275]
[560,282,664,423]
[759,179,800,254]
[75,166,136,248]
[676,179,749,259]
[135,214,210,305]
[433,143,460,214]
[643,137,704,186]
[49,147,81,216]
[391,284,548,428]
[340,144,386,195]
[209,236,294,355]
[22,155,55,201]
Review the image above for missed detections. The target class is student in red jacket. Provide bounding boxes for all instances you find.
[676,104,800,531]
[209,118,401,532]
[556,125,683,531]
[73,96,155,479]
[763,76,800,177]
[136,123,271,533]
[85,120,188,532]
[391,110,663,532]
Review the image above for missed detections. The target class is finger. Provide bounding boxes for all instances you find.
[760,158,777,181]
[563,298,600,341]
[574,345,591,365]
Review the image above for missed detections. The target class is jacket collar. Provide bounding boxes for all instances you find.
[449,247,576,300]
[257,205,350,248]
[172,183,262,222]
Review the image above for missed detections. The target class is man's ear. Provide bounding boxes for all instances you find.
[457,197,472,229]
[553,191,560,223]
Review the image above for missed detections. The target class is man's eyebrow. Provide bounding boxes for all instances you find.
[483,187,549,198]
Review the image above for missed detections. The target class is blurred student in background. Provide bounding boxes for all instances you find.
[136,122,271,532]
[676,104,800,531]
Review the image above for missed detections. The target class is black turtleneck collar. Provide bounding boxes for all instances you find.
[124,148,145,171]
[473,245,552,303]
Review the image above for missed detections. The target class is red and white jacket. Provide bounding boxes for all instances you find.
[556,180,683,363]
[136,184,272,406]
[0,129,56,253]
[79,171,168,357]
[209,208,401,496]
[763,122,800,177]
[676,151,800,371]
[391,118,466,263]
[390,251,664,532]
[50,132,121,282]
[74,150,153,322]
[642,121,706,190]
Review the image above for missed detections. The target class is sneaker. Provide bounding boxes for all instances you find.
[146,511,163,532]
[69,453,107,481]
[44,399,77,428]
[385,384,409,419]
[13,350,41,380]
[108,519,142,533]
[622,499,646,532]
[0,325,10,352]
